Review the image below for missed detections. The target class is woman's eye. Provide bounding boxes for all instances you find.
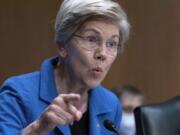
[108,42,118,48]
[86,36,98,43]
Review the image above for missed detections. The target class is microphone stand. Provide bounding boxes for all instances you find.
[104,120,120,135]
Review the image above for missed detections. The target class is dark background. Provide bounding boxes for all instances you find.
[0,0,180,103]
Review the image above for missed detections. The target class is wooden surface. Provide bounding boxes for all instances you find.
[0,0,180,103]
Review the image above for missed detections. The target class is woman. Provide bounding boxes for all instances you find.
[0,0,130,134]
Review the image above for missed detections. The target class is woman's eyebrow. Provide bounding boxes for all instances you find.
[80,28,119,39]
[80,28,100,35]
[112,35,120,39]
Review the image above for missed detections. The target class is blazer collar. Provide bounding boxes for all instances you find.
[89,86,113,115]
[39,57,59,104]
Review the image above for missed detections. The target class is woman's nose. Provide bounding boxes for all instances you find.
[94,44,107,61]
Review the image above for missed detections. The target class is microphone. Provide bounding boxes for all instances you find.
[103,119,119,135]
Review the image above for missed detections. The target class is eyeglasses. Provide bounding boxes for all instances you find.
[73,34,120,56]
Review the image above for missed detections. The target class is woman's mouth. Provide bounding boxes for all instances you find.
[91,67,103,77]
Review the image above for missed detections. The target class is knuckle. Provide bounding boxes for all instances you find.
[55,116,67,125]
[48,104,57,111]
[46,111,54,119]
[69,104,77,113]
[59,119,66,125]
[66,114,74,122]
[53,97,63,104]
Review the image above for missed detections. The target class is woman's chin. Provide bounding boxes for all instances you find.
[86,79,103,89]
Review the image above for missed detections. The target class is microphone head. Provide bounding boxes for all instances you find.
[103,119,119,134]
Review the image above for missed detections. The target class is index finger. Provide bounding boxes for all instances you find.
[60,93,81,103]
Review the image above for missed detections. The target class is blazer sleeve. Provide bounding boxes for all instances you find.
[0,84,28,135]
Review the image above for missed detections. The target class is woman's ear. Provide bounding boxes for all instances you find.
[56,43,67,58]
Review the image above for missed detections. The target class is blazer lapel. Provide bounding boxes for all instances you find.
[39,57,71,135]
[88,87,113,135]
[55,125,71,135]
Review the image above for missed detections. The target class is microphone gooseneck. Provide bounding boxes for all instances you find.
[103,119,119,135]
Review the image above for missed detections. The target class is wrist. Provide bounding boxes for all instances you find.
[33,120,46,134]
[22,120,45,135]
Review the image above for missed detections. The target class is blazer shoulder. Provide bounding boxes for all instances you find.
[1,71,40,97]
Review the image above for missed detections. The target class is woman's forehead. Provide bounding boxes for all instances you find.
[78,19,119,35]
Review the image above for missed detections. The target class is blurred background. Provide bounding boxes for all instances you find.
[0,0,180,103]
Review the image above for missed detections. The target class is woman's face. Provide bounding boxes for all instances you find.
[61,20,120,89]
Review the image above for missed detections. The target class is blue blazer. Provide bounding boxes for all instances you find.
[0,57,122,135]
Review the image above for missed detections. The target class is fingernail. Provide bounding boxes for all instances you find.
[76,111,82,121]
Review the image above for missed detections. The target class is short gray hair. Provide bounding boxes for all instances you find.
[54,0,130,51]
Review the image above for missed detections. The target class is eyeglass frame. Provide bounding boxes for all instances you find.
[73,34,121,56]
